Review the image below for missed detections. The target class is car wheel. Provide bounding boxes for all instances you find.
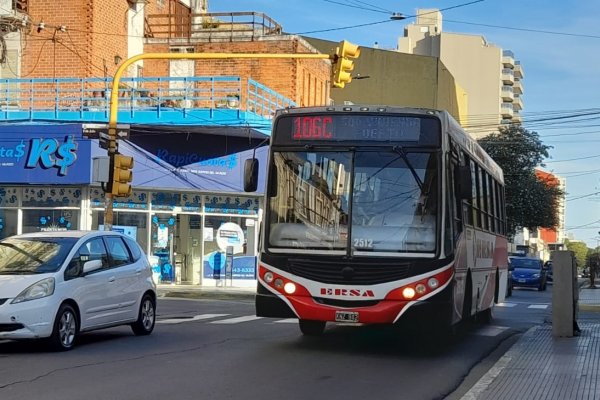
[131,294,156,336]
[49,304,78,351]
[299,320,326,336]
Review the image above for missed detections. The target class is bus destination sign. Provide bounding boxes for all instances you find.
[278,114,427,144]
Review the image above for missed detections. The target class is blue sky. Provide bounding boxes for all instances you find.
[211,0,600,247]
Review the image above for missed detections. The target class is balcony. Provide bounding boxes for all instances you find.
[502,50,515,68]
[501,103,514,118]
[513,80,523,95]
[512,112,522,124]
[0,0,29,31]
[145,12,282,43]
[513,94,523,110]
[0,76,294,130]
[501,68,514,85]
[501,85,514,102]
[514,61,524,79]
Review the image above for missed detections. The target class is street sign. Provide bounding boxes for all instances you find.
[82,123,130,139]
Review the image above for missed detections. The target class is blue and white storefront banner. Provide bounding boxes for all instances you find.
[0,124,91,184]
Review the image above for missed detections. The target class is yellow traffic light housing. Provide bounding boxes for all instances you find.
[332,40,361,88]
[111,154,134,197]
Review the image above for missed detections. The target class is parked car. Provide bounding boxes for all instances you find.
[510,256,547,291]
[0,231,156,351]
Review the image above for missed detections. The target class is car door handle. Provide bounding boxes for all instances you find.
[108,276,116,282]
[135,268,142,274]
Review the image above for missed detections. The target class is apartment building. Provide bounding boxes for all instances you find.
[398,9,524,139]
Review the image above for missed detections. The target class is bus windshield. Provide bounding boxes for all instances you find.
[267,149,439,255]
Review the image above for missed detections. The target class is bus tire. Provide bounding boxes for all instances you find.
[299,320,326,336]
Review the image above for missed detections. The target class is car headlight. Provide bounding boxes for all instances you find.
[11,278,55,304]
[532,274,540,278]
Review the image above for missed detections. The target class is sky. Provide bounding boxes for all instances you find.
[210,0,600,248]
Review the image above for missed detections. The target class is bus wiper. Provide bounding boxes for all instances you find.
[392,146,423,190]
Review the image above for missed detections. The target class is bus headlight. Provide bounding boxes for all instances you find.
[402,287,416,299]
[415,284,427,295]
[264,272,274,283]
[284,282,297,294]
[274,278,284,289]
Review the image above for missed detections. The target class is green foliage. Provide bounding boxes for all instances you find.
[478,125,564,236]
[565,239,589,268]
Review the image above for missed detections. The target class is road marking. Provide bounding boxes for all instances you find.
[274,319,298,324]
[0,340,11,345]
[157,314,230,324]
[474,325,510,337]
[528,304,549,309]
[210,315,263,324]
[497,302,517,307]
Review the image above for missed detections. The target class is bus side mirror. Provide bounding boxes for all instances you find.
[456,165,472,199]
[244,158,259,192]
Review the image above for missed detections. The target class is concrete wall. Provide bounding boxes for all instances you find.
[305,36,464,122]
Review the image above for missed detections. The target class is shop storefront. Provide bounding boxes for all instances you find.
[0,123,267,288]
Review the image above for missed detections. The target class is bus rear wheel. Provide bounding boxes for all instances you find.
[299,320,326,336]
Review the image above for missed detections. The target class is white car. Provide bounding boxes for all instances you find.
[0,231,156,351]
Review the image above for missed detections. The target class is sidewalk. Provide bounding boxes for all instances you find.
[462,283,600,400]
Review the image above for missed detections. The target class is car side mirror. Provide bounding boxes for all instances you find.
[83,259,103,274]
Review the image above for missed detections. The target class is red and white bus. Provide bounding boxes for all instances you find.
[244,105,508,335]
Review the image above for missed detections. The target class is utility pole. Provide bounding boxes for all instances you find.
[103,42,361,229]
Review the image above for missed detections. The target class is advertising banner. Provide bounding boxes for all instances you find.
[0,124,91,184]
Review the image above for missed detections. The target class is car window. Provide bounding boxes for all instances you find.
[510,258,542,269]
[105,237,132,267]
[0,237,77,275]
[123,237,142,262]
[67,238,110,276]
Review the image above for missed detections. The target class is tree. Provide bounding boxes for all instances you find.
[478,125,564,237]
[565,239,589,269]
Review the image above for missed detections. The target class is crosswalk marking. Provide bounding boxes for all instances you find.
[528,304,549,309]
[274,319,298,324]
[497,302,518,307]
[209,315,263,324]
[157,314,230,324]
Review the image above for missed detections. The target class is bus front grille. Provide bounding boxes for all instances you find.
[288,258,412,285]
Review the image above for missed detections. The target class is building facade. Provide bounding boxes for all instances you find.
[398,9,525,139]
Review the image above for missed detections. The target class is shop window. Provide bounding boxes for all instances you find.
[0,187,19,207]
[22,209,80,234]
[22,187,82,207]
[204,195,259,215]
[92,211,148,253]
[151,192,181,211]
[90,188,148,210]
[0,209,17,239]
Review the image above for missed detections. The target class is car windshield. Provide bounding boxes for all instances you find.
[0,237,78,274]
[510,258,541,269]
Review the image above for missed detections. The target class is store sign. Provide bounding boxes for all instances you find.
[216,222,245,254]
[0,125,91,184]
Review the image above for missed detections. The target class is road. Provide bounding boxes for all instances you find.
[0,285,555,400]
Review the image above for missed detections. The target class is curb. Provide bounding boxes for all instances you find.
[579,304,600,312]
[158,289,255,301]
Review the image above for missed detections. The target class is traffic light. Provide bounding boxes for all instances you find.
[332,40,361,88]
[111,154,134,197]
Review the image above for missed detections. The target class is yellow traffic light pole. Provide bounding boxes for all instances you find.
[104,43,360,230]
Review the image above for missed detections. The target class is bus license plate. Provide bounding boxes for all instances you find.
[335,311,359,323]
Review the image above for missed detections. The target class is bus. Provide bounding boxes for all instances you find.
[244,105,509,336]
